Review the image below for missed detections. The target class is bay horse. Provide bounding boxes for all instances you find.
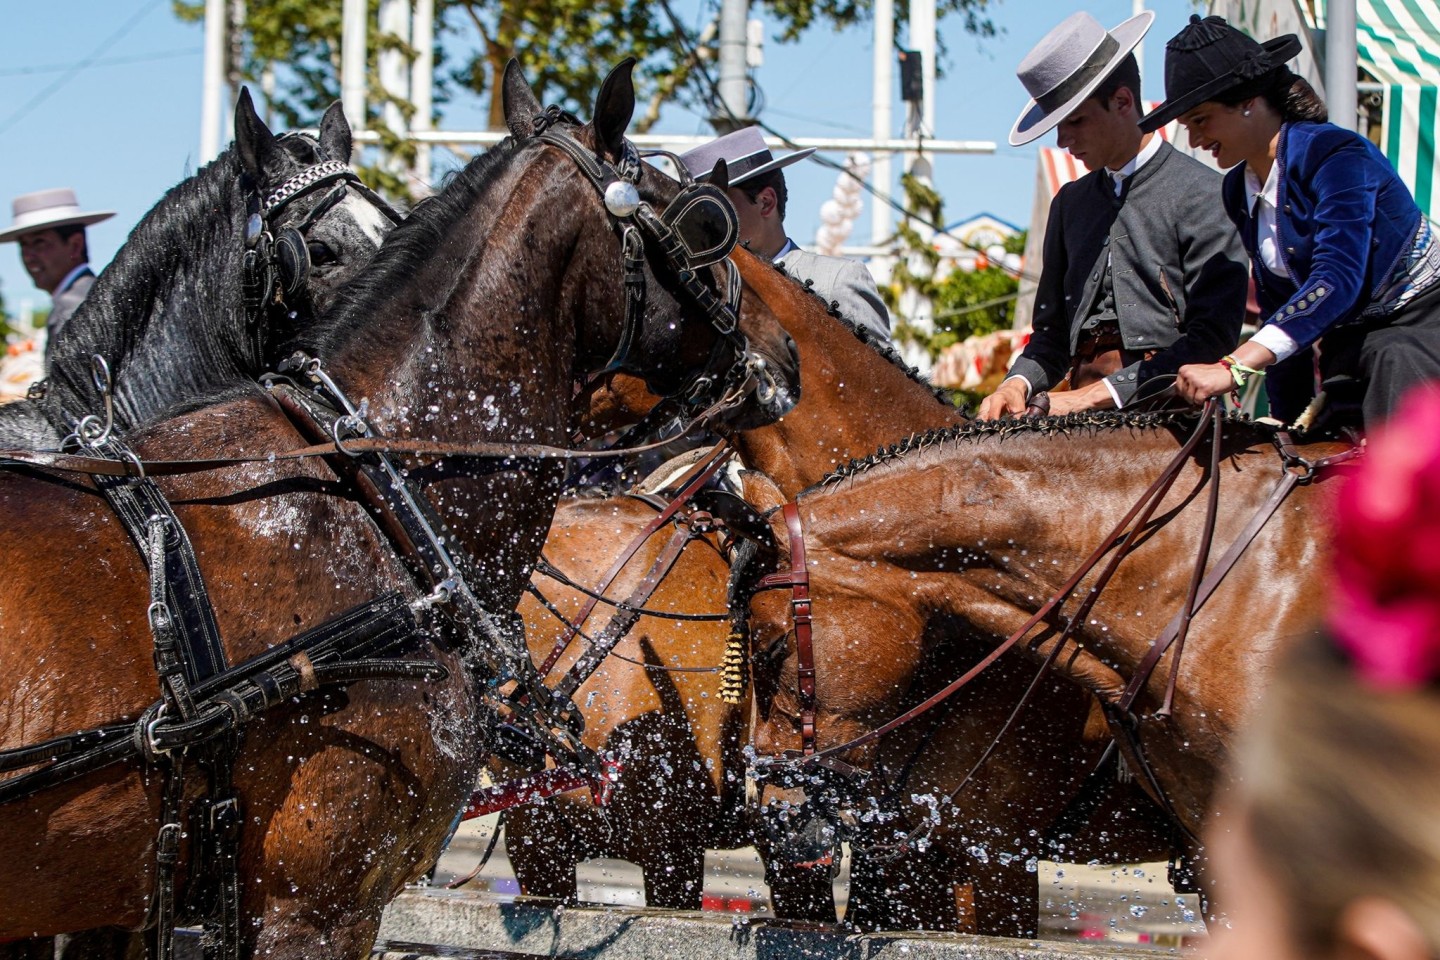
[0,60,798,960]
[496,257,965,910]
[0,89,396,448]
[733,410,1347,929]
[499,262,1173,935]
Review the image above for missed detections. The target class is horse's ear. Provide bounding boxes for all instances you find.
[592,58,636,160]
[318,100,353,163]
[502,59,543,139]
[709,158,730,192]
[235,87,279,179]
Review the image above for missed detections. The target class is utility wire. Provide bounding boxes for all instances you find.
[0,0,170,138]
[0,48,201,78]
[652,0,1040,286]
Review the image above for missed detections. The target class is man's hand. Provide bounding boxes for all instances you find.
[1176,362,1237,405]
[1046,379,1117,417]
[977,378,1030,421]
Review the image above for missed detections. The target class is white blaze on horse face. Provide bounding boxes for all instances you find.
[342,193,395,246]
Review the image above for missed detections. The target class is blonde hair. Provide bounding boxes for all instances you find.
[1239,635,1440,954]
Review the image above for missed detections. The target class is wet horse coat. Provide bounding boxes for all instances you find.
[738,412,1347,917]
[0,62,799,959]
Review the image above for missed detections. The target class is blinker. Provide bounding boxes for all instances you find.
[604,181,641,218]
[660,183,740,268]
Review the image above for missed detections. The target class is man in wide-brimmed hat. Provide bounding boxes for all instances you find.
[978,10,1248,419]
[0,188,114,352]
[679,127,891,341]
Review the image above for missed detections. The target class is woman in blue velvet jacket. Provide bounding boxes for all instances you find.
[1144,15,1440,428]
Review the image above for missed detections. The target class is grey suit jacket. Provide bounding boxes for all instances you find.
[777,246,892,341]
[45,268,95,348]
[1008,142,1248,404]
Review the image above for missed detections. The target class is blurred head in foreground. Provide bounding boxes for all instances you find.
[1207,386,1440,960]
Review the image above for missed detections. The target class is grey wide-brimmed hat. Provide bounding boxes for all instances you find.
[1139,15,1303,133]
[677,127,816,186]
[0,188,114,243]
[1010,10,1154,147]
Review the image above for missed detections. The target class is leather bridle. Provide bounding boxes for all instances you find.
[530,109,776,413]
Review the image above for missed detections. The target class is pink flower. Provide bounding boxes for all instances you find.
[1328,386,1440,689]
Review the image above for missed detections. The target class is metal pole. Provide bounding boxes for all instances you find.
[412,0,435,190]
[716,0,750,128]
[871,0,893,244]
[224,0,246,152]
[341,0,368,156]
[378,0,411,178]
[1325,0,1358,131]
[199,0,227,162]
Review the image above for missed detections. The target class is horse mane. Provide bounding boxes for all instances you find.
[299,136,523,355]
[802,408,1283,494]
[768,256,958,410]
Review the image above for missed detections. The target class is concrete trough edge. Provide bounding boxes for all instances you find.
[377,889,1168,960]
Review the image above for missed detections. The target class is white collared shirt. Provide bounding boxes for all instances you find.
[1243,160,1302,363]
[773,237,799,261]
[56,262,92,295]
[1105,132,1164,195]
[1000,134,1167,408]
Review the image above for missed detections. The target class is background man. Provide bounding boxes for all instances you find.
[0,188,114,359]
[680,128,892,341]
[978,11,1247,419]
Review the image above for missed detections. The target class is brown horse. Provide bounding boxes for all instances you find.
[496,257,969,914]
[735,411,1347,927]
[0,61,798,959]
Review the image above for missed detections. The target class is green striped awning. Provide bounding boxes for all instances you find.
[1308,0,1440,213]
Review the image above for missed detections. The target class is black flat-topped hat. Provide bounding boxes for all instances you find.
[1140,14,1303,132]
[1010,10,1154,147]
[677,127,816,186]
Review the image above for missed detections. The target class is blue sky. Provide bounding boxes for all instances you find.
[0,0,1199,318]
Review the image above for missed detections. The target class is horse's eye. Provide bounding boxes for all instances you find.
[307,241,337,266]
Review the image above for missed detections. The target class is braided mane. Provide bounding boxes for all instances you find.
[805,408,1282,493]
[766,257,959,411]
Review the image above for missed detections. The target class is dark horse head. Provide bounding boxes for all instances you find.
[0,90,396,447]
[283,58,800,619]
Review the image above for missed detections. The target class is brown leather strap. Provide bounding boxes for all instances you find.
[755,503,815,754]
[535,443,734,678]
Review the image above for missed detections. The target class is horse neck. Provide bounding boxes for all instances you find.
[44,151,254,430]
[797,423,1270,690]
[729,254,961,497]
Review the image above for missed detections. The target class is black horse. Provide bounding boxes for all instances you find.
[0,89,397,447]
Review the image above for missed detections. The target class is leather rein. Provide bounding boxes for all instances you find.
[745,402,1365,843]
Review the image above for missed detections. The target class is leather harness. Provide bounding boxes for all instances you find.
[744,403,1365,852]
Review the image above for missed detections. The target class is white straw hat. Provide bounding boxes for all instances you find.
[1010,11,1154,147]
[0,188,115,243]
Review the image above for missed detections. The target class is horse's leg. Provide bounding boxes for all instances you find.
[640,848,706,910]
[845,847,959,931]
[505,805,584,902]
[764,863,837,923]
[969,860,1040,938]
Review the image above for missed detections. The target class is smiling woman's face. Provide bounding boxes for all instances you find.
[1177,100,1257,170]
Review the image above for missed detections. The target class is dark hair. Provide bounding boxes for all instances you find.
[1091,53,1142,110]
[54,223,89,261]
[1217,65,1328,123]
[735,168,789,222]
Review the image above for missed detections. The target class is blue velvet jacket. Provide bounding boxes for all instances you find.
[1221,121,1423,350]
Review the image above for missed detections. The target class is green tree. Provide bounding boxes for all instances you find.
[174,0,998,149]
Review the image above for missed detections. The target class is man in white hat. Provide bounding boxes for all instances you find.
[978,11,1247,419]
[679,127,891,341]
[0,188,115,351]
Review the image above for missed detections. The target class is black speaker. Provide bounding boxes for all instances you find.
[899,49,924,104]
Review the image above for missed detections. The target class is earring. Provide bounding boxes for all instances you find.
[1243,109,1252,116]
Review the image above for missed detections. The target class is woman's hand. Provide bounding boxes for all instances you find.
[1177,362,1239,405]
